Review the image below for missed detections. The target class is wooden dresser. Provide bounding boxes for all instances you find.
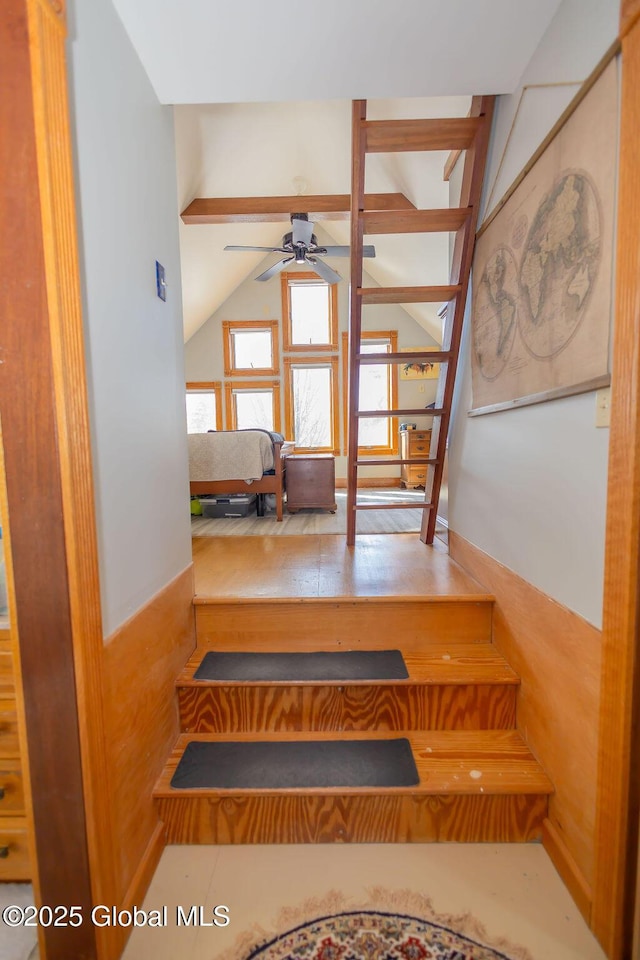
[0,624,30,880]
[286,454,337,513]
[400,429,432,489]
[0,506,31,881]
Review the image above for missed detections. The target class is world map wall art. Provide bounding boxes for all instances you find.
[470,58,618,414]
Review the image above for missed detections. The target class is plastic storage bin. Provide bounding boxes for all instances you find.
[199,495,256,519]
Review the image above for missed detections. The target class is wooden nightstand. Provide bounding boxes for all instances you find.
[286,455,337,513]
[400,429,431,489]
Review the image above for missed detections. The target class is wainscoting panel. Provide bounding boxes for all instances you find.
[449,532,601,921]
[103,565,196,927]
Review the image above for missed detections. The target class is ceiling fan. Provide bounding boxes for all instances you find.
[223,213,376,283]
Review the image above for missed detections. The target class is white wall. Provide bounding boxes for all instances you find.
[448,0,619,627]
[68,0,192,636]
[184,229,440,479]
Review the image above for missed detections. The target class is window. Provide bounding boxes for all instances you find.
[224,381,282,432]
[281,272,338,352]
[341,331,399,456]
[185,381,222,433]
[284,357,339,453]
[222,320,279,377]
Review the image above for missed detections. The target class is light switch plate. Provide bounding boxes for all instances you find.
[595,386,611,428]
[156,261,166,301]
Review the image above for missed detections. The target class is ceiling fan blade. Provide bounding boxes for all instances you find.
[306,257,342,285]
[313,245,377,258]
[317,245,350,257]
[292,216,314,246]
[254,257,294,282]
[224,245,279,253]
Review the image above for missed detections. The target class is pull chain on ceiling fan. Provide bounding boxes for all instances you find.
[224,213,376,283]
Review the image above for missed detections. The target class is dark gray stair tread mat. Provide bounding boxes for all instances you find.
[193,649,409,682]
[170,738,419,790]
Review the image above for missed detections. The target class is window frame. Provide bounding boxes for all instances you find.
[280,271,339,353]
[283,356,340,455]
[341,331,399,457]
[224,380,282,433]
[185,380,223,432]
[222,319,280,377]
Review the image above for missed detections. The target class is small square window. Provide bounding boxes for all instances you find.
[224,381,282,433]
[223,321,279,377]
[186,381,222,432]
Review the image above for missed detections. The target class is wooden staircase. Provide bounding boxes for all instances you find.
[156,100,553,847]
[154,596,552,844]
[346,98,495,544]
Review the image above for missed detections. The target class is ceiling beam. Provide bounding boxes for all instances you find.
[180,193,416,224]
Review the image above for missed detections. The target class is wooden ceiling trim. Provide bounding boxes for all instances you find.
[180,193,416,224]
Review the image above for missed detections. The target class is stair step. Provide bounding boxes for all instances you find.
[359,285,461,304]
[363,117,481,153]
[179,643,519,687]
[194,598,495,648]
[177,643,519,733]
[362,208,470,235]
[154,730,552,844]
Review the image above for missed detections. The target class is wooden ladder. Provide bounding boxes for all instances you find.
[346,99,495,545]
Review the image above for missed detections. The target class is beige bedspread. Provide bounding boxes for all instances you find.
[187,431,275,483]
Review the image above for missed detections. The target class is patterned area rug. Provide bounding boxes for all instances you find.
[191,489,430,536]
[222,890,532,960]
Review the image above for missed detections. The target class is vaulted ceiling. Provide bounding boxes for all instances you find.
[112,0,564,342]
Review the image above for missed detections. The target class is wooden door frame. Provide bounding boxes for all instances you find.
[592,2,640,955]
[1,1,117,957]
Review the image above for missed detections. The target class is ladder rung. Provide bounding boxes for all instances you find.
[356,408,445,418]
[359,285,461,304]
[355,460,436,469]
[362,208,470,235]
[356,351,450,365]
[354,502,434,511]
[363,117,482,154]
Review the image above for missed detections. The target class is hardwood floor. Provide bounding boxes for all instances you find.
[192,533,489,601]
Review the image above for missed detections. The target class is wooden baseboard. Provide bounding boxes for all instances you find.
[335,478,402,488]
[114,822,166,957]
[448,531,601,899]
[543,818,592,924]
[122,820,166,912]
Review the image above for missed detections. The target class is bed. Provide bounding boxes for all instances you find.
[188,429,293,521]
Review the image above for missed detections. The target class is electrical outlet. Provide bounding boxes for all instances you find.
[595,386,611,428]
